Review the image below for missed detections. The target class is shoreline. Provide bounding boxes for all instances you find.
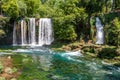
[50,41,120,66]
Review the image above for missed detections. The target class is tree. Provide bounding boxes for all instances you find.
[17,0,27,18]
[2,0,19,18]
[24,0,41,17]
[47,0,87,41]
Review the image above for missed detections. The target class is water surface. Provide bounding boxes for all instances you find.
[0,46,120,80]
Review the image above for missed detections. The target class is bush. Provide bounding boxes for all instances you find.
[97,47,117,59]
[104,17,120,46]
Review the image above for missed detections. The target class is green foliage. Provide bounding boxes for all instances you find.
[105,17,120,46]
[2,0,19,18]
[0,77,6,80]
[24,0,41,17]
[0,29,5,38]
[115,0,120,9]
[51,0,87,41]
[113,17,120,46]
[90,17,96,42]
[0,61,3,73]
[0,0,120,43]
[98,47,117,59]
[81,0,105,15]
[17,0,27,17]
[0,16,9,38]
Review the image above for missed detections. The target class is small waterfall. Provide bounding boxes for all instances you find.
[95,17,104,44]
[13,18,54,46]
[38,18,54,46]
[29,18,36,45]
[13,22,17,46]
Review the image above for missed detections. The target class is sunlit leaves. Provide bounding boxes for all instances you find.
[2,0,19,18]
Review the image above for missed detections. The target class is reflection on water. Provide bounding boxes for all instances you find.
[0,46,120,80]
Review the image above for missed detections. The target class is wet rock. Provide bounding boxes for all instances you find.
[62,45,71,51]
[4,67,13,74]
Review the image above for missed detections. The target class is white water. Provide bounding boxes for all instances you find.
[21,20,27,45]
[13,22,17,46]
[95,17,104,44]
[29,18,36,46]
[13,18,54,46]
[38,18,54,46]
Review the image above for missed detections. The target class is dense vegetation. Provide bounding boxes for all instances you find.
[0,0,120,46]
[0,1,120,79]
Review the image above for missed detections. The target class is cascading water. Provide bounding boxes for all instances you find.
[13,18,54,46]
[38,18,54,46]
[21,20,27,45]
[95,17,104,44]
[13,22,17,46]
[29,18,36,45]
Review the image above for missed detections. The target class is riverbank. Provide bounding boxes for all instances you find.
[0,56,20,80]
[50,41,120,66]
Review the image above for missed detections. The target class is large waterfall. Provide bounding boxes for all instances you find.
[95,17,104,44]
[13,18,54,46]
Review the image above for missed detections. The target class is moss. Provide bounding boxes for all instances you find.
[0,77,6,80]
[0,61,3,73]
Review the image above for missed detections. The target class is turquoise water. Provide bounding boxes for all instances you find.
[0,46,120,80]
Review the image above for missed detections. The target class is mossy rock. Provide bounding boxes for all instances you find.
[94,48,102,54]
[62,45,71,51]
[82,46,95,53]
[68,43,82,50]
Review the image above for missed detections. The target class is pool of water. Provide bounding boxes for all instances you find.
[0,46,120,80]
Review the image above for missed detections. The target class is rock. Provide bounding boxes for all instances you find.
[8,56,11,59]
[5,67,13,74]
[94,48,102,54]
[80,40,85,44]
[87,40,93,44]
[72,48,80,52]
[62,45,71,51]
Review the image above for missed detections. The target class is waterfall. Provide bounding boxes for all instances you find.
[13,22,17,46]
[13,18,54,46]
[38,18,54,46]
[21,20,27,45]
[29,18,36,45]
[95,17,104,44]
